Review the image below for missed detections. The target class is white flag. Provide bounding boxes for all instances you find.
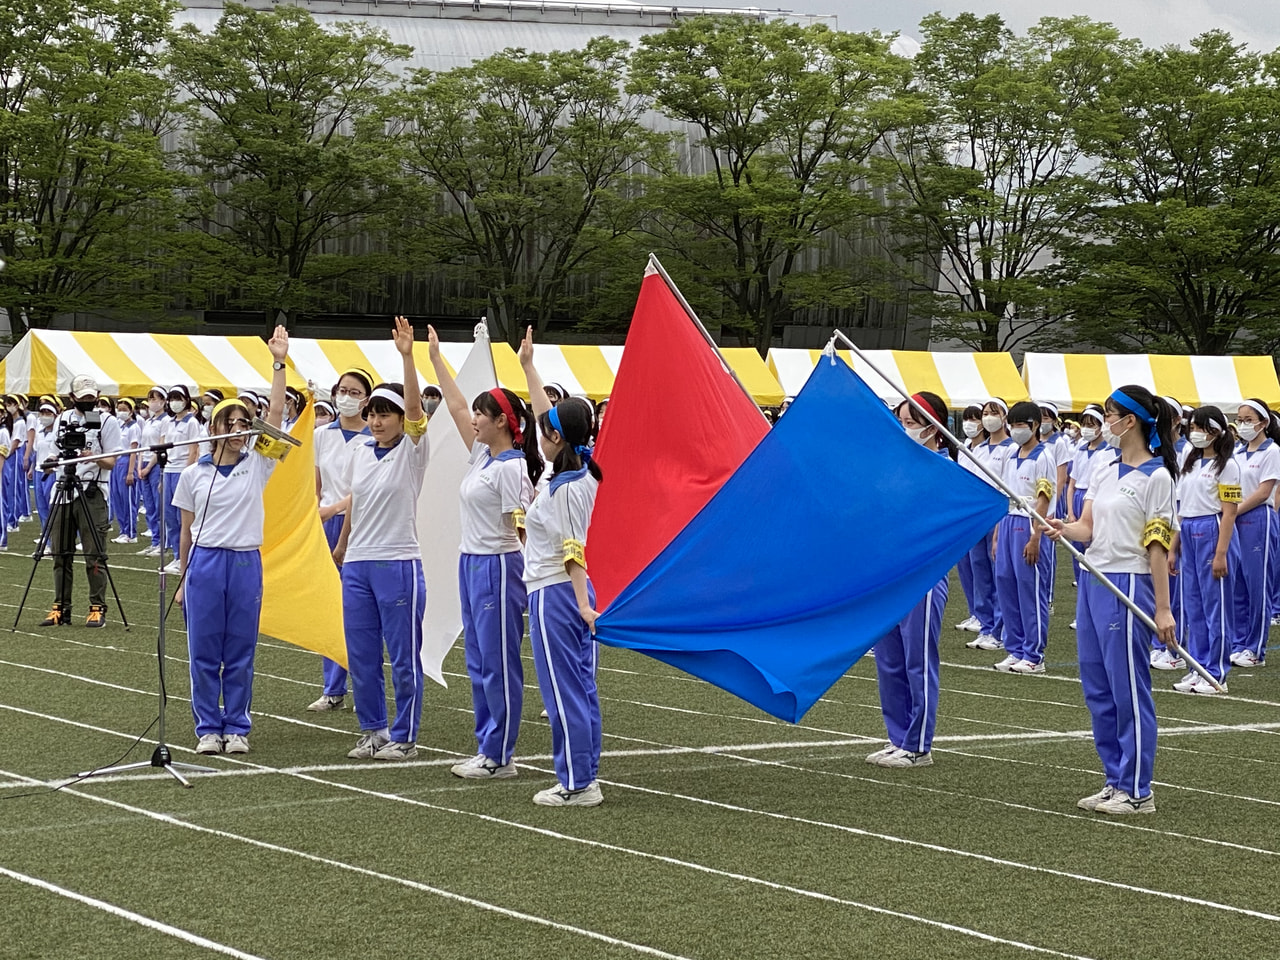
[418,322,499,686]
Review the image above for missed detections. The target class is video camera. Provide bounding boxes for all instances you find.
[55,410,102,459]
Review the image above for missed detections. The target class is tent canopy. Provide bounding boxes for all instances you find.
[1022,353,1280,413]
[0,330,308,398]
[767,348,1029,410]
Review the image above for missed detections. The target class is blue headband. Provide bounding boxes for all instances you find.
[1109,390,1161,451]
[547,404,592,463]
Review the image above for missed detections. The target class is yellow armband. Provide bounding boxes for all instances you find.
[404,414,428,439]
[0,445,8,459]
[511,508,526,530]
[1218,484,1242,504]
[1142,518,1173,550]
[254,434,292,461]
[1035,478,1054,500]
[563,538,586,568]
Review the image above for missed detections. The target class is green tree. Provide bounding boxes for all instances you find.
[0,0,180,336]
[875,14,1131,352]
[400,38,665,345]
[1049,31,1280,355]
[169,3,410,330]
[628,16,910,353]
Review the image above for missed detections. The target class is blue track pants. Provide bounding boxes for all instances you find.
[184,546,262,737]
[530,581,600,791]
[875,578,947,754]
[460,552,527,765]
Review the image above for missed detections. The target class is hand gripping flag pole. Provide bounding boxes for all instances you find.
[829,330,1225,693]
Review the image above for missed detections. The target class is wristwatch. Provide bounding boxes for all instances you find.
[272,361,285,371]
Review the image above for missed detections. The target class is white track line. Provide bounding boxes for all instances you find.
[0,864,269,959]
[0,769,696,960]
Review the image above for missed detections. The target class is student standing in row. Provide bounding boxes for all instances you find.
[520,326,605,806]
[965,399,1016,653]
[1049,385,1175,815]
[29,399,60,538]
[993,401,1055,674]
[954,405,985,635]
[868,391,953,769]
[1170,407,1241,695]
[136,387,168,558]
[1065,405,1111,627]
[1229,399,1280,668]
[334,316,431,762]
[161,385,201,573]
[428,326,542,780]
[109,399,141,545]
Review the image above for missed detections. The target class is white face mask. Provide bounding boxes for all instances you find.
[1237,422,1260,442]
[905,424,933,445]
[1010,425,1034,446]
[962,421,981,439]
[202,403,214,417]
[982,414,1005,433]
[1189,430,1212,449]
[116,408,131,419]
[1102,421,1129,448]
[169,399,186,414]
[335,394,361,418]
[39,414,55,427]
[1039,422,1055,437]
[1080,426,1098,443]
[148,398,164,414]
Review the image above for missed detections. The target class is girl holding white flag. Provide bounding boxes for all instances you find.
[426,325,542,780]
[520,326,604,807]
[333,317,430,761]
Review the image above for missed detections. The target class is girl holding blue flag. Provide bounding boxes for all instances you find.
[868,390,953,769]
[992,401,1056,675]
[427,325,542,781]
[965,399,1016,653]
[520,326,604,807]
[1048,385,1175,815]
[1229,398,1280,668]
[1170,406,1241,694]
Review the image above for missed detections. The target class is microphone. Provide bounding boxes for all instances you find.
[250,417,302,461]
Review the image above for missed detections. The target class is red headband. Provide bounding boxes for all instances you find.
[488,388,523,444]
[911,393,937,422]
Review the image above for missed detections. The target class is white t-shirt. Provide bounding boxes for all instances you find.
[1234,440,1280,504]
[975,438,1016,491]
[459,442,535,555]
[51,408,123,498]
[1070,443,1110,492]
[32,423,58,471]
[1001,442,1056,517]
[523,470,598,592]
[172,450,276,551]
[162,413,202,473]
[343,434,431,563]
[118,419,141,453]
[139,414,165,466]
[314,422,369,509]
[1085,458,1176,573]
[1176,456,1242,519]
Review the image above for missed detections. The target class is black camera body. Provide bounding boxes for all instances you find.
[55,410,102,460]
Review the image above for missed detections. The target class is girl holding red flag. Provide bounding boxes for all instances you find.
[520,326,605,807]
[427,325,543,780]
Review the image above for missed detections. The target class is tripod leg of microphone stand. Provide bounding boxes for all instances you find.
[78,743,216,787]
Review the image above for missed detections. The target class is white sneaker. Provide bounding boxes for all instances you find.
[973,634,1004,651]
[1009,659,1046,675]
[223,734,250,754]
[451,755,517,779]
[1155,649,1186,671]
[864,743,896,764]
[110,535,137,544]
[955,615,980,632]
[1230,650,1265,668]
[306,694,345,712]
[1068,619,1077,630]
[347,731,391,759]
[1172,673,1200,693]
[1188,678,1226,695]
[994,654,1019,672]
[875,748,933,768]
[533,781,604,807]
[539,708,549,719]
[137,544,159,556]
[1272,614,1280,627]
[1077,784,1115,811]
[1095,790,1155,815]
[161,560,181,575]
[195,734,223,754]
[373,740,418,761]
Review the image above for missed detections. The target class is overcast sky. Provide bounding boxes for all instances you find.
[812,1,1280,53]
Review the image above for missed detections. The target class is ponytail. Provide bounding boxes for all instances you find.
[1105,385,1176,477]
[538,397,603,483]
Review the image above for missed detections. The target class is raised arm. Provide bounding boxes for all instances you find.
[520,325,551,418]
[393,315,423,425]
[266,325,289,429]
[427,325,475,447]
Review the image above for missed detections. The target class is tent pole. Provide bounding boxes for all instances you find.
[829,329,1223,693]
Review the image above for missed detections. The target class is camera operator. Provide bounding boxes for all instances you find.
[39,375,123,628]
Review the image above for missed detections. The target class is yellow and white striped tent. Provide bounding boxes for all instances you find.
[0,329,308,397]
[767,348,1029,410]
[1021,353,1280,413]
[289,338,785,405]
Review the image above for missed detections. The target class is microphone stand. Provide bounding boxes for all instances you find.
[72,428,265,787]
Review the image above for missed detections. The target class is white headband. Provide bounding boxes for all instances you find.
[985,397,1008,414]
[369,387,405,411]
[1039,401,1059,418]
[1206,416,1226,433]
[1240,399,1269,421]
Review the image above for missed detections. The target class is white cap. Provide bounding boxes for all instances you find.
[70,375,99,399]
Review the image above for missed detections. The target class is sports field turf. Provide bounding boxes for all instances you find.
[2,529,1279,960]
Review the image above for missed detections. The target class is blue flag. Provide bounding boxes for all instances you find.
[594,353,1009,722]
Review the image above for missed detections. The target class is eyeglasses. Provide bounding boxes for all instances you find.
[336,387,365,398]
[226,418,252,429]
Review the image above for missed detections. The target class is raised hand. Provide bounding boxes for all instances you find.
[518,325,534,368]
[427,324,441,363]
[393,315,415,356]
[268,325,289,361]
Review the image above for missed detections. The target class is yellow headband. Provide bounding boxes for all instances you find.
[210,398,253,423]
[340,367,374,391]
[116,397,136,410]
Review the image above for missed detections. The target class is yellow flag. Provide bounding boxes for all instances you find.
[259,404,347,667]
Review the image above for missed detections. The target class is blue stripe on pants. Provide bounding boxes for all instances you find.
[460,552,527,765]
[875,578,947,753]
[1178,514,1239,684]
[342,559,425,744]
[1232,506,1275,659]
[320,513,348,696]
[36,472,54,530]
[530,581,601,791]
[1076,572,1157,798]
[967,528,1003,639]
[141,468,161,545]
[956,551,975,619]
[994,514,1053,664]
[162,471,181,552]
[183,546,263,737]
[109,457,137,539]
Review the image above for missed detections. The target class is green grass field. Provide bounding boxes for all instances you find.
[2,524,1279,960]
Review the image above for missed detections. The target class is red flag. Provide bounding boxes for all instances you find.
[588,265,769,610]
